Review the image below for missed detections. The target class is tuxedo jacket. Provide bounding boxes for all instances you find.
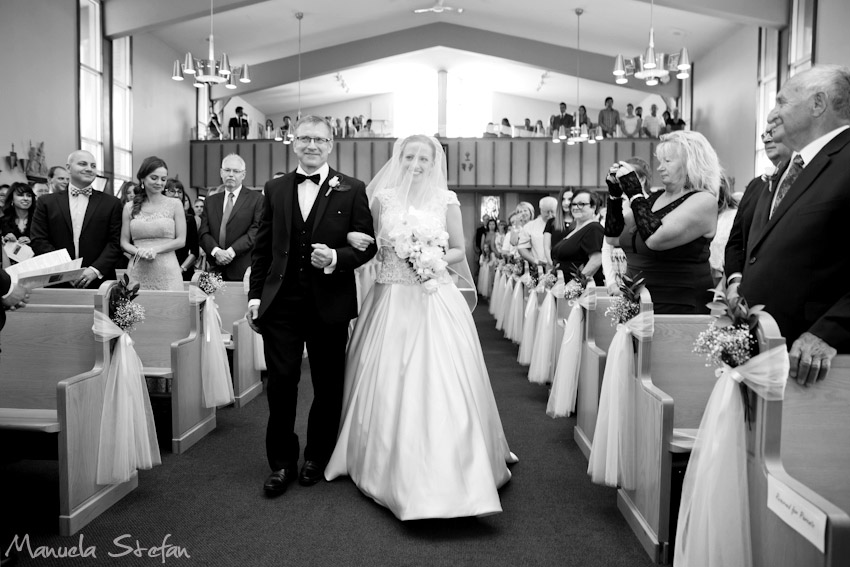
[724,164,788,277]
[740,128,850,351]
[198,187,264,281]
[249,167,376,324]
[29,190,123,286]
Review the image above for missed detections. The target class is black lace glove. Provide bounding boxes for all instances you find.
[629,196,663,242]
[604,196,625,237]
[605,174,623,199]
[618,171,644,199]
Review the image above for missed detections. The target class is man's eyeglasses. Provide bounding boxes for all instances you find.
[294,136,331,146]
[760,131,774,142]
[221,168,245,175]
[570,202,592,209]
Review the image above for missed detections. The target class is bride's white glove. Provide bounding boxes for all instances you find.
[347,231,375,252]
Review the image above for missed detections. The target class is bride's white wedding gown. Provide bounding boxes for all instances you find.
[325,188,517,521]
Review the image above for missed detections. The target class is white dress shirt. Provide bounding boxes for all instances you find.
[68,183,90,259]
[517,217,547,263]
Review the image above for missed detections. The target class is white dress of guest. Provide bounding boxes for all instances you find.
[325,135,517,521]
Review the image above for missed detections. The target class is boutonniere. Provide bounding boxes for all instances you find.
[760,164,777,184]
[325,175,351,197]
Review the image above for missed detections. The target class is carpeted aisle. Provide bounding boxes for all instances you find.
[1,305,653,566]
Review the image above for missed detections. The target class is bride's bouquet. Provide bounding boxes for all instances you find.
[388,207,449,293]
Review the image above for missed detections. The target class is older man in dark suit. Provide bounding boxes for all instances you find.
[30,150,123,288]
[247,115,376,495]
[738,64,850,385]
[198,153,264,281]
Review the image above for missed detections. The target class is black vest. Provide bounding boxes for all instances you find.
[281,186,320,295]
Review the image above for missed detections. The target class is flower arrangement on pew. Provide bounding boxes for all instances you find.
[109,274,144,333]
[694,276,760,368]
[94,275,160,484]
[605,273,645,325]
[191,272,235,408]
[198,270,225,296]
[674,273,789,567]
[563,264,590,302]
[519,262,539,290]
[536,269,557,294]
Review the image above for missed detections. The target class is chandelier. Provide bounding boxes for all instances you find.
[553,8,603,145]
[612,0,689,86]
[171,0,251,89]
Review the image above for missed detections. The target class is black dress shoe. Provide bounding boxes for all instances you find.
[298,461,325,486]
[263,468,296,496]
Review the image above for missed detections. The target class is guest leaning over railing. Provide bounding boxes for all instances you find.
[604,131,720,314]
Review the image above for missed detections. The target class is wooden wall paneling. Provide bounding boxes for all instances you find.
[511,141,529,188]
[243,143,256,187]
[632,140,656,187]
[599,142,618,185]
[457,140,476,187]
[271,141,290,177]
[546,142,565,187]
[476,140,495,187]
[564,144,581,187]
[528,141,546,187]
[354,141,371,183]
[581,142,598,187]
[205,144,224,188]
[190,144,205,188]
[371,140,392,181]
[494,141,512,187]
[255,142,272,187]
[337,141,355,177]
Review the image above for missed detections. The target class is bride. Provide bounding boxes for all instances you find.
[325,134,517,520]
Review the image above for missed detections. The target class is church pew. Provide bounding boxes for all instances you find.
[572,290,617,459]
[0,282,138,536]
[27,287,100,305]
[746,315,850,567]
[184,279,262,408]
[133,287,215,454]
[617,311,716,564]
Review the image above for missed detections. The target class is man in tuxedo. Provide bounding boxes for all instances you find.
[198,154,264,281]
[247,115,376,495]
[30,150,123,288]
[552,102,574,133]
[228,106,249,140]
[724,129,791,276]
[738,64,850,385]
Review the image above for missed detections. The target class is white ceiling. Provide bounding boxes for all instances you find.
[147,0,744,116]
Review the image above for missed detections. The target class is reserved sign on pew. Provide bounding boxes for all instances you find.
[767,475,827,552]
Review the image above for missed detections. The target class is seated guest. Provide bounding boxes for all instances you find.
[164,178,199,281]
[483,123,498,138]
[1,183,36,247]
[551,189,604,284]
[543,187,574,264]
[605,131,720,313]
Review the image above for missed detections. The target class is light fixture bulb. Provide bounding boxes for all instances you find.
[172,60,184,81]
[615,77,628,85]
[676,71,690,80]
[646,78,659,86]
[239,64,251,83]
[613,54,626,77]
[225,73,237,89]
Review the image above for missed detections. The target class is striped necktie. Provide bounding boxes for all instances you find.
[770,155,804,218]
[219,191,235,246]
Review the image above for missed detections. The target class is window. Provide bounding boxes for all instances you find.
[789,0,816,77]
[113,37,133,183]
[79,0,104,170]
[755,28,780,176]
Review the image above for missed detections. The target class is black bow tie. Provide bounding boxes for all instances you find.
[295,173,320,185]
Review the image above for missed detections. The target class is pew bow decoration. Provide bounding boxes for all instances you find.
[675,279,788,567]
[548,286,597,418]
[189,277,235,408]
[589,274,649,488]
[527,269,561,384]
[93,278,160,485]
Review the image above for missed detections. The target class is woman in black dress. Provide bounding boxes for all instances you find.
[543,186,575,265]
[163,178,199,281]
[604,131,719,314]
[0,183,36,247]
[551,189,604,285]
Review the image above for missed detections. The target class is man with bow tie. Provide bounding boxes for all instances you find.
[248,115,376,496]
[30,150,123,288]
[198,153,263,281]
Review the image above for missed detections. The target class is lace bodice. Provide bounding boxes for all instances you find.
[373,187,459,286]
[130,201,178,242]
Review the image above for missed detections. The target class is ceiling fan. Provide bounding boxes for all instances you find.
[414,0,464,15]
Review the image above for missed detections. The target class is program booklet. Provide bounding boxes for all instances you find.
[5,249,86,289]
